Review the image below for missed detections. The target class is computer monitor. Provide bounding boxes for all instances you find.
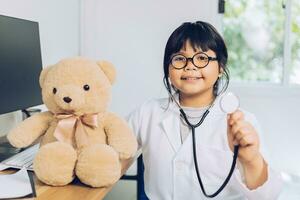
[0,14,43,115]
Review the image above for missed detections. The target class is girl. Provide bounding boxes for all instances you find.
[127,21,282,199]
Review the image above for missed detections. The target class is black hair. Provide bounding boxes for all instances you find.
[163,21,229,97]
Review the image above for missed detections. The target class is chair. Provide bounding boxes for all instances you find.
[121,155,148,200]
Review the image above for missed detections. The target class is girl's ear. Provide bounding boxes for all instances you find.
[97,60,116,84]
[219,66,224,76]
[219,66,224,73]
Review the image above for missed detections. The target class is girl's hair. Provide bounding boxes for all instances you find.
[163,21,229,97]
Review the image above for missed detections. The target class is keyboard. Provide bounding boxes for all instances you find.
[0,143,39,171]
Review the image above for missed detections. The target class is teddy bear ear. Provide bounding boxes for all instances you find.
[97,61,116,84]
[39,65,53,88]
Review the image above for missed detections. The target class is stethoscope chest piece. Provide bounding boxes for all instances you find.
[220,92,240,114]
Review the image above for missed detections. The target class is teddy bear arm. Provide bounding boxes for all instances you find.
[103,113,138,160]
[7,111,53,148]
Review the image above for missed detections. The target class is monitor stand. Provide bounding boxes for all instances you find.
[21,108,41,120]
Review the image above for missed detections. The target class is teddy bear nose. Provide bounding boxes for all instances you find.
[63,97,72,103]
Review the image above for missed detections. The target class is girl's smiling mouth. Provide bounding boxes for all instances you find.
[181,76,203,80]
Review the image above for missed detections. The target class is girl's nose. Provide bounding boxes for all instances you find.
[184,59,197,71]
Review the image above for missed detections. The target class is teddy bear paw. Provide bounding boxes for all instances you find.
[7,130,29,148]
[33,142,77,186]
[119,151,135,160]
[76,144,121,187]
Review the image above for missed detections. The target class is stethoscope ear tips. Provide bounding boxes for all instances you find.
[220,92,240,114]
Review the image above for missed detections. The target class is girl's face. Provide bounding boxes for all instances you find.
[169,40,221,98]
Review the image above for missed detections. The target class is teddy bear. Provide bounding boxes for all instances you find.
[7,57,138,187]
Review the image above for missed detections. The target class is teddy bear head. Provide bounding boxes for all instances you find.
[39,57,116,115]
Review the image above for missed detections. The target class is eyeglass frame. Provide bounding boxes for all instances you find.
[170,52,218,69]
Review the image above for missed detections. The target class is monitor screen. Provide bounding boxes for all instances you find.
[0,15,43,114]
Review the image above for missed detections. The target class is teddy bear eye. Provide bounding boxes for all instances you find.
[53,88,57,94]
[83,84,90,91]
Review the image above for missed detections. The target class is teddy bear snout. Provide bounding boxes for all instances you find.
[63,97,72,103]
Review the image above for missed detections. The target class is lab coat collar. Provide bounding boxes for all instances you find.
[159,94,181,152]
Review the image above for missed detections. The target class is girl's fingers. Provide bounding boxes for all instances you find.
[229,121,256,147]
[238,134,255,147]
[231,121,248,135]
[233,128,250,141]
[228,110,244,125]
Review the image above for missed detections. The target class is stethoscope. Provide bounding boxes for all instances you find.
[170,92,240,198]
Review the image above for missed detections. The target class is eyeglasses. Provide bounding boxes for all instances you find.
[170,52,218,69]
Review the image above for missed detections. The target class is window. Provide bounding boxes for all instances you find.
[223,0,299,85]
[290,0,300,84]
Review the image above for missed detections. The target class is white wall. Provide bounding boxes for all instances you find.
[0,0,80,136]
[81,0,220,116]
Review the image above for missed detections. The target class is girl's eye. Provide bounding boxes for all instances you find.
[197,55,208,61]
[173,56,185,61]
[175,57,183,61]
[83,84,90,91]
[53,88,57,94]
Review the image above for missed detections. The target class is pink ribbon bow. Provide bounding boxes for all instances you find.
[53,113,98,148]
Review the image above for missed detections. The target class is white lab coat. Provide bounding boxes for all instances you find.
[127,94,283,200]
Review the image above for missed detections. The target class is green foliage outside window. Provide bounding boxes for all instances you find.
[290,1,300,83]
[223,0,300,84]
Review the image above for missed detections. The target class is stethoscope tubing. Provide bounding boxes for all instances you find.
[180,108,239,198]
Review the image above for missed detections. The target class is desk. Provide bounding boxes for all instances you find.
[0,158,134,200]
[0,137,135,200]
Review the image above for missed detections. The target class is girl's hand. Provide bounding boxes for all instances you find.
[227,110,268,189]
[227,110,262,165]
